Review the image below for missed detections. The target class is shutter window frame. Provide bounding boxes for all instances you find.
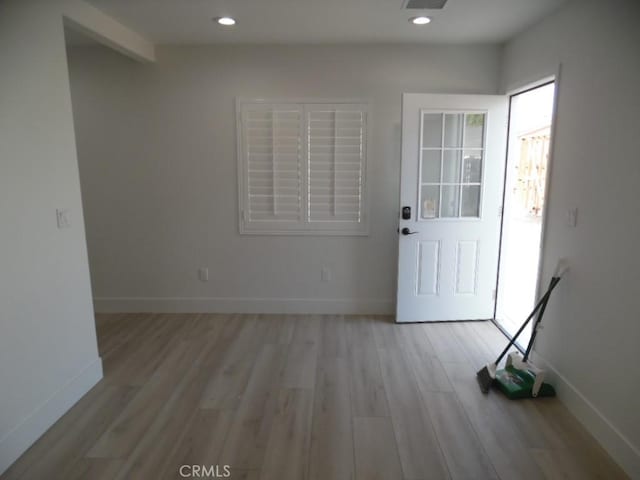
[237,99,369,236]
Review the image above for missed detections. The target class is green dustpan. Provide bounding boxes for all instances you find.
[494,365,556,399]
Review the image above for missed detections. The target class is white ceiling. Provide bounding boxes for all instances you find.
[82,0,569,45]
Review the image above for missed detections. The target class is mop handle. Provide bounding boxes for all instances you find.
[494,276,561,365]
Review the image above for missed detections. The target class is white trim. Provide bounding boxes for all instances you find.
[236,97,371,106]
[238,228,370,236]
[62,1,155,63]
[236,98,371,236]
[503,65,560,97]
[236,97,246,235]
[0,358,103,475]
[505,74,556,96]
[494,71,559,335]
[93,297,394,315]
[532,352,640,478]
[533,67,561,313]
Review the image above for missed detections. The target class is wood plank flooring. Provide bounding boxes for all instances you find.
[1,314,628,480]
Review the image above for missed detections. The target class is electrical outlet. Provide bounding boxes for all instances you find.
[56,209,71,229]
[321,267,331,282]
[198,268,209,282]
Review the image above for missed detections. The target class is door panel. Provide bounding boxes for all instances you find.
[396,94,508,322]
[455,240,479,295]
[417,240,440,296]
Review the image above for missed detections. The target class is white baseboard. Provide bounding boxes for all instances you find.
[533,351,640,478]
[93,296,395,315]
[0,358,103,476]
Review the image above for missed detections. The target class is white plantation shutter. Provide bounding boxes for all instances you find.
[241,104,304,229]
[238,100,368,235]
[307,104,367,228]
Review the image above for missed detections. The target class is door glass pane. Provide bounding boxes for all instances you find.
[463,150,483,183]
[421,150,441,183]
[441,185,460,217]
[418,111,485,221]
[421,185,440,219]
[442,150,462,183]
[444,114,464,148]
[464,113,485,148]
[461,185,481,217]
[422,114,442,148]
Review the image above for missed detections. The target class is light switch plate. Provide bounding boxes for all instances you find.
[56,209,71,229]
[566,208,578,227]
[321,267,331,282]
[198,268,209,282]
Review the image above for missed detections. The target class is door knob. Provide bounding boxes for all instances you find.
[401,227,418,235]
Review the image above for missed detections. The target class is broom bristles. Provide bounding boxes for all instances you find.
[476,363,496,394]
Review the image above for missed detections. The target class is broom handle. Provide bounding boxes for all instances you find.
[494,276,560,365]
[523,276,560,361]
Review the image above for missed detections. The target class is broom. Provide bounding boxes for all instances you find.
[476,260,568,393]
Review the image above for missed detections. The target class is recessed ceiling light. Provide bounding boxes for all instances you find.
[410,16,432,25]
[215,17,236,26]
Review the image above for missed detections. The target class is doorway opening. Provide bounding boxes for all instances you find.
[494,81,556,346]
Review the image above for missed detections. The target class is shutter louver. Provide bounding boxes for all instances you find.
[244,106,303,223]
[308,106,366,223]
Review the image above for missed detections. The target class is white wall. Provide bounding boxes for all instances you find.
[33,1,640,475]
[0,1,101,472]
[0,0,154,474]
[502,0,640,476]
[67,43,501,314]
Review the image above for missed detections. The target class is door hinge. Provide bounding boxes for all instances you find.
[498,206,504,218]
[492,289,497,300]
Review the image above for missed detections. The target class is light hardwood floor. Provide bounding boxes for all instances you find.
[1,314,628,480]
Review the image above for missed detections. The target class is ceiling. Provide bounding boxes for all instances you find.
[82,0,569,45]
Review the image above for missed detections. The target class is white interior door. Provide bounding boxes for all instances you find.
[396,94,508,322]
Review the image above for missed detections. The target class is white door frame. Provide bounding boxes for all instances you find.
[493,70,561,334]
